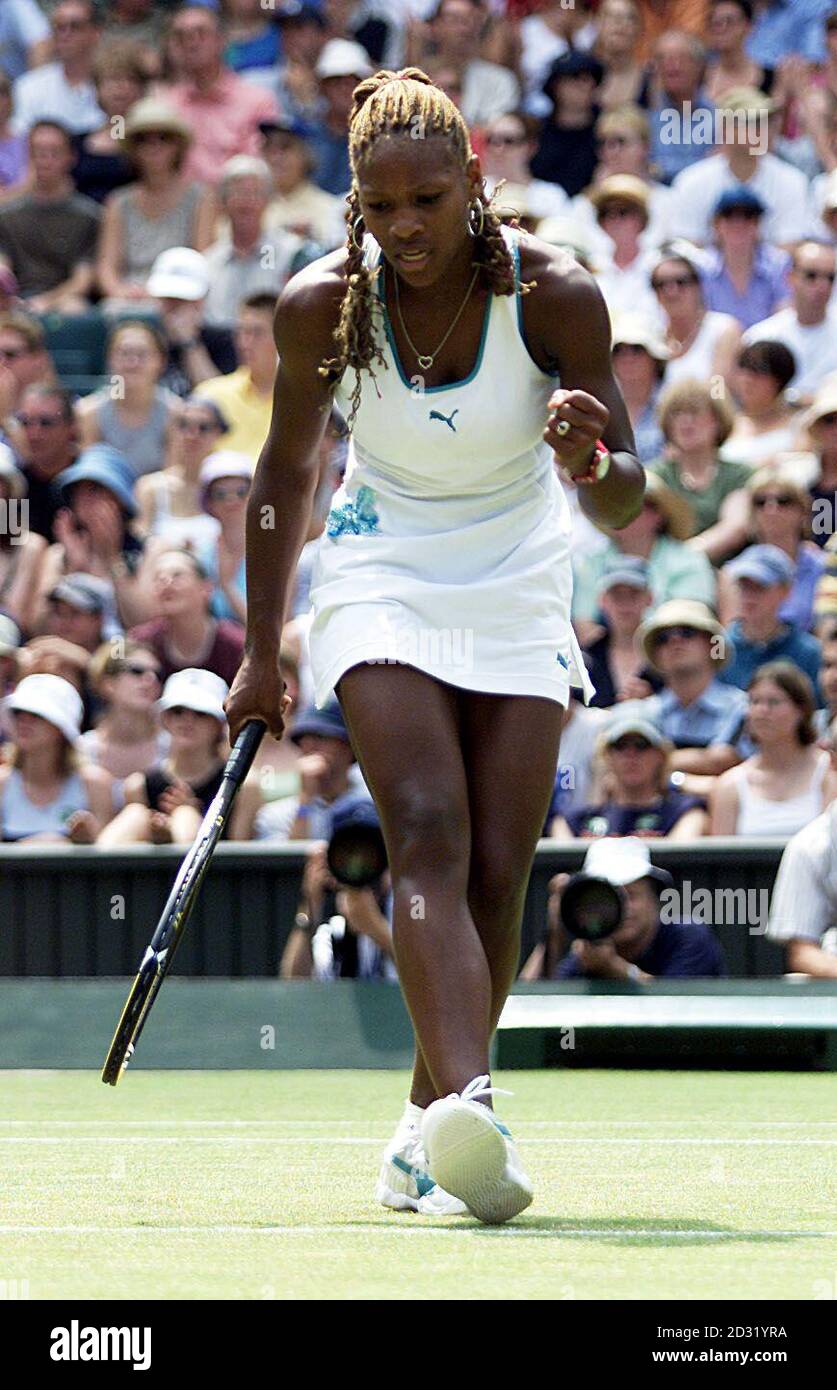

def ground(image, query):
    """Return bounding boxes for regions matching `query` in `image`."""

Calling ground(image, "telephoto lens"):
[326,793,387,888]
[559,872,626,942]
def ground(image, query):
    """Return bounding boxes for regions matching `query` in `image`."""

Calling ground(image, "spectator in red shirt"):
[128,546,245,685]
[159,4,280,187]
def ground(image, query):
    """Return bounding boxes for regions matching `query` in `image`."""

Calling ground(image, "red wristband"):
[571,439,612,486]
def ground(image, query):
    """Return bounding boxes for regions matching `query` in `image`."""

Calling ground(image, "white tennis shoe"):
[421,1074,533,1225]
[376,1103,468,1216]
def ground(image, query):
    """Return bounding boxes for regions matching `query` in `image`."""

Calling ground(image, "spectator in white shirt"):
[742,241,837,404]
[767,717,837,978]
[588,175,662,322]
[429,0,520,128]
[668,86,813,248]
[12,0,105,137]
[202,156,316,333]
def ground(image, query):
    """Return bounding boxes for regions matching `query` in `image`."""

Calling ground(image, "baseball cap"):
[147,247,210,303]
[315,38,374,81]
[49,573,121,640]
[158,668,229,723]
[582,835,673,888]
[596,554,651,598]
[4,673,83,745]
[199,452,254,511]
[290,697,351,745]
[714,186,766,217]
[724,543,795,587]
[600,703,671,752]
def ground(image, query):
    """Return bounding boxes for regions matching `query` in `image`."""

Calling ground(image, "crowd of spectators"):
[0,1,836,982]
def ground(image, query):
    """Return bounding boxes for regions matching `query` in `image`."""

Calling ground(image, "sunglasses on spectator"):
[798,269,836,283]
[16,412,64,428]
[120,662,162,681]
[209,482,250,501]
[598,134,631,148]
[753,493,797,508]
[133,131,178,145]
[177,417,219,434]
[610,736,654,752]
[485,132,527,147]
[599,204,640,220]
[654,626,702,645]
[718,208,761,220]
[652,274,697,291]
[815,412,837,427]
[166,705,204,718]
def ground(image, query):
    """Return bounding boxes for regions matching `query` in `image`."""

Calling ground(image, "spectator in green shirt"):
[649,378,753,564]
[572,470,717,630]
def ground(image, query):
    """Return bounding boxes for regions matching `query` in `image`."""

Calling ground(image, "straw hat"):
[124,98,191,147]
[589,174,650,220]
[638,600,729,671]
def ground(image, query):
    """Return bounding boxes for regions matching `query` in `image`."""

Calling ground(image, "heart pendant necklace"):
[392,261,480,372]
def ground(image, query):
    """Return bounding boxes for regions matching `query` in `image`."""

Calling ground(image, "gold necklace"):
[392,262,481,371]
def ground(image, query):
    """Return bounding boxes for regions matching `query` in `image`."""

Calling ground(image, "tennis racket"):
[101,718,266,1086]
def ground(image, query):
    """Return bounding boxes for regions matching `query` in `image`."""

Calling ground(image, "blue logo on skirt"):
[555,652,568,669]
[326,485,380,538]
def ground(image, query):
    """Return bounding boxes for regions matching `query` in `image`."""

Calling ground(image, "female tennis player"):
[226,69,643,1224]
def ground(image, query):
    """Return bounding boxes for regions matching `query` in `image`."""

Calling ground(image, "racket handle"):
[223,718,266,788]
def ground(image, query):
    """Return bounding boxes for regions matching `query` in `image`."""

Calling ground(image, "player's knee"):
[387,795,468,878]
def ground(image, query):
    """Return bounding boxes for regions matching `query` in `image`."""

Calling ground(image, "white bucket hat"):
[158,668,229,724]
[4,673,83,744]
[146,247,210,302]
[199,451,254,511]
[582,836,673,888]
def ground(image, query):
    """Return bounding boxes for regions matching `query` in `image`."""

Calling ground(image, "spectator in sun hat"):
[719,544,823,695]
[0,672,114,843]
[588,175,662,322]
[193,451,253,627]
[572,470,716,627]
[145,246,227,394]
[700,185,791,330]
[609,313,669,464]
[530,835,724,983]
[306,39,374,196]
[38,444,151,633]
[550,703,709,841]
[98,665,262,845]
[639,598,748,777]
[582,555,663,709]
[255,695,368,842]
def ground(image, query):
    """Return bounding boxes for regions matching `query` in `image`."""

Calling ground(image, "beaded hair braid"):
[318,67,535,426]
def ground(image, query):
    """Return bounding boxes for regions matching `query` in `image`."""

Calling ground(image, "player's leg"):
[336,662,493,1095]
[420,689,564,1223]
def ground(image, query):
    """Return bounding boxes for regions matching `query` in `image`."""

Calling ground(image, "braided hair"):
[319,67,535,427]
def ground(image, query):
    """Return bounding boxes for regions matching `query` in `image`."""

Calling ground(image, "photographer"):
[522,837,725,981]
[281,792,396,983]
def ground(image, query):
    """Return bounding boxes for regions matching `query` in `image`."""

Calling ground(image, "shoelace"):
[452,1073,512,1104]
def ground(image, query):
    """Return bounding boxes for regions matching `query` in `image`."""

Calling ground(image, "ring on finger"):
[555,419,571,437]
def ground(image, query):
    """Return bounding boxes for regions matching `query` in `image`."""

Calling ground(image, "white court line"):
[1,1135,836,1146]
[0,1224,833,1239]
[1,1119,835,1129]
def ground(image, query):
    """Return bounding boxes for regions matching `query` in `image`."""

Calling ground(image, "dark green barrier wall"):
[0,839,788,979]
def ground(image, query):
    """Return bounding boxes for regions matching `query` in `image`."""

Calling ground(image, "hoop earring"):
[466,198,485,239]
[351,215,366,252]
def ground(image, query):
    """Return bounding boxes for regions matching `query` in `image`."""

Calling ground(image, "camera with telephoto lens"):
[326,793,387,888]
[559,873,627,942]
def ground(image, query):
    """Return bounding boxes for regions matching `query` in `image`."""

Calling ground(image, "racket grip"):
[223,718,266,787]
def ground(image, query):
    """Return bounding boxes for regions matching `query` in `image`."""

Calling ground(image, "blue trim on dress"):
[375,260,493,395]
[512,230,562,381]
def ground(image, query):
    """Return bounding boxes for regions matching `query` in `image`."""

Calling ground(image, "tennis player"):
[226,69,644,1224]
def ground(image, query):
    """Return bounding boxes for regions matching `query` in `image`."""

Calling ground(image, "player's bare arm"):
[519,237,645,529]
[225,254,347,744]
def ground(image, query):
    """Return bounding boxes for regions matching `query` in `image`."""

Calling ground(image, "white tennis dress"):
[307,223,595,709]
